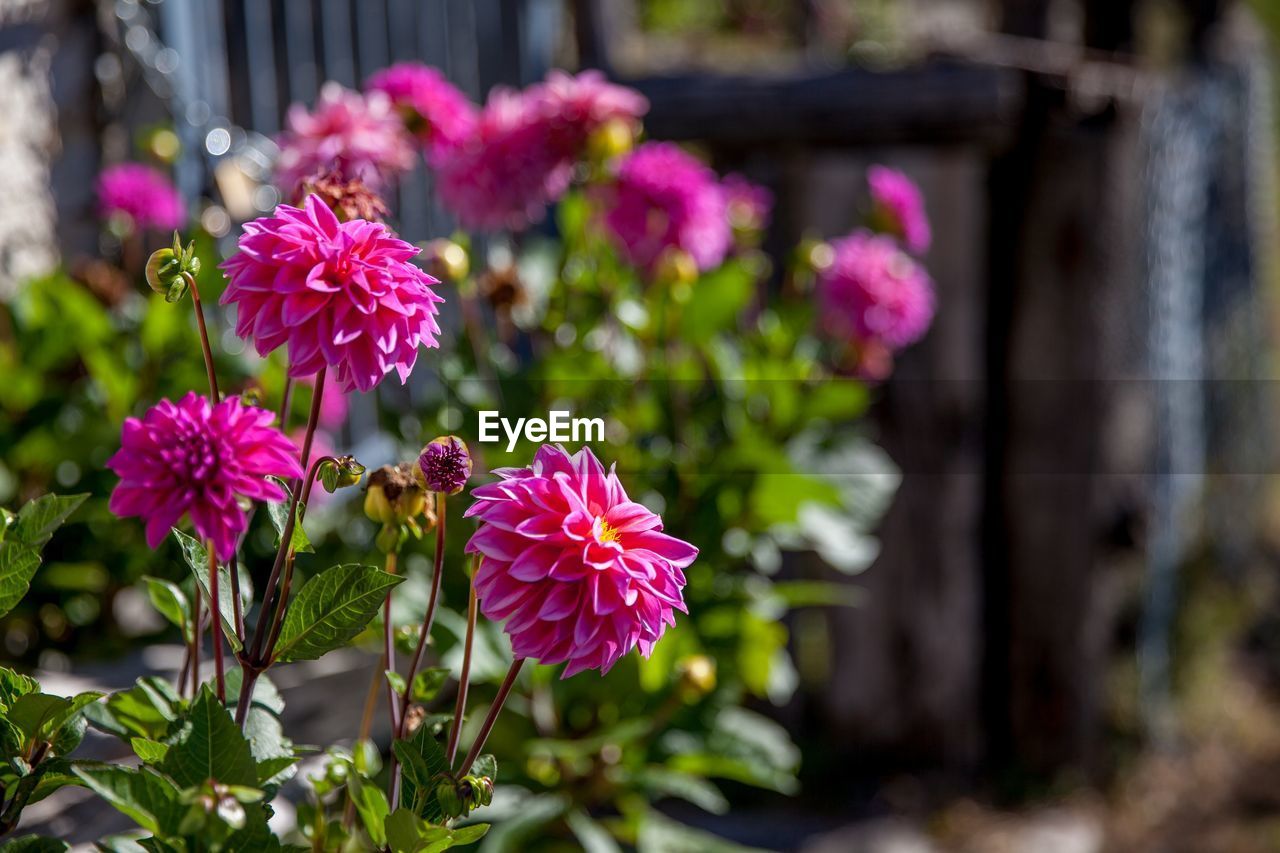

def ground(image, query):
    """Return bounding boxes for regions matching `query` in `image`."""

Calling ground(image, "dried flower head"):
[465,445,697,677]
[299,169,390,222]
[107,393,302,561]
[364,463,430,527]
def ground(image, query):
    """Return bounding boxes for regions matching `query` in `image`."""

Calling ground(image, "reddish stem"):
[207,542,226,703]
[446,574,478,768]
[459,658,525,776]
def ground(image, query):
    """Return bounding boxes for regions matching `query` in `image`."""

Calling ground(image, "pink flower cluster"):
[437,70,648,231]
[465,445,696,677]
[96,164,186,232]
[274,83,417,197]
[868,165,931,255]
[108,393,301,561]
[220,194,444,393]
[366,63,478,162]
[598,142,761,273]
[817,231,935,352]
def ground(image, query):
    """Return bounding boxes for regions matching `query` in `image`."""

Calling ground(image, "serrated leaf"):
[85,678,181,741]
[274,564,403,663]
[266,479,313,554]
[72,764,184,835]
[470,754,496,782]
[9,692,102,751]
[11,494,88,549]
[255,755,298,787]
[386,671,407,698]
[0,542,41,619]
[393,727,448,823]
[348,773,390,847]
[170,529,242,652]
[0,667,38,711]
[224,669,284,716]
[142,577,190,641]
[411,668,450,704]
[160,686,256,788]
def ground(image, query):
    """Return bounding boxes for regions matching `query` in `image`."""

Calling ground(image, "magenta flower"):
[867,165,931,254]
[97,164,186,232]
[365,63,477,162]
[599,142,731,273]
[418,436,472,495]
[219,195,444,393]
[108,393,302,562]
[274,83,416,196]
[465,445,697,677]
[531,69,648,157]
[817,230,935,351]
[436,87,573,231]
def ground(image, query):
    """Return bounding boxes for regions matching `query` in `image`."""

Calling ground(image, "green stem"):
[207,541,226,704]
[398,493,446,731]
[184,272,220,402]
[446,572,478,768]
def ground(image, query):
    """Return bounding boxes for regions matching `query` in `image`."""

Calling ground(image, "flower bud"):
[416,436,472,495]
[320,455,366,493]
[422,238,470,282]
[145,233,202,303]
[653,248,698,288]
[238,387,264,408]
[363,463,426,526]
[435,780,464,818]
[587,117,637,163]
[676,654,717,700]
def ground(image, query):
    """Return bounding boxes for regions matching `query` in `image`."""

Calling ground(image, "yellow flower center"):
[598,519,621,544]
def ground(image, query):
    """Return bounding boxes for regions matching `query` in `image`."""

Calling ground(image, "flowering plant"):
[0,62,936,850]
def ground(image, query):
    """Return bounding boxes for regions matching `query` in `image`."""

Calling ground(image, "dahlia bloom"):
[436,87,572,231]
[722,173,772,235]
[365,63,477,161]
[531,69,648,158]
[867,165,931,254]
[220,195,444,393]
[817,230,935,351]
[274,83,416,196]
[108,393,302,562]
[599,142,731,272]
[417,436,472,495]
[465,445,697,677]
[97,163,186,232]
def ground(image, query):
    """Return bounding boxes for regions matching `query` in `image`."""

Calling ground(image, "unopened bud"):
[435,780,464,817]
[676,655,717,700]
[416,436,472,495]
[653,248,698,288]
[320,455,366,493]
[363,463,425,526]
[587,117,637,163]
[422,238,470,282]
[145,232,201,303]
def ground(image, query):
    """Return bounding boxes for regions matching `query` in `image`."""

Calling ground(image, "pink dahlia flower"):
[599,142,731,272]
[97,163,186,232]
[365,63,477,162]
[867,165,931,254]
[436,87,572,231]
[817,230,935,350]
[531,69,648,157]
[274,83,416,196]
[108,393,302,561]
[219,195,444,393]
[722,173,772,234]
[465,445,697,677]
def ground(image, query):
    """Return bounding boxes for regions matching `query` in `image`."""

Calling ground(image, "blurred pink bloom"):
[722,173,772,234]
[817,230,935,351]
[436,87,572,231]
[274,83,416,196]
[531,69,648,157]
[108,393,301,561]
[220,195,444,393]
[599,142,731,272]
[365,62,477,162]
[867,165,931,254]
[96,164,186,232]
[315,371,349,431]
[465,445,696,677]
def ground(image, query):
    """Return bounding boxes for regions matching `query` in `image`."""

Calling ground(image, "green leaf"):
[0,835,69,852]
[386,671,407,698]
[274,564,403,663]
[0,667,38,711]
[142,577,190,641]
[170,529,243,652]
[0,542,41,619]
[348,773,390,848]
[255,755,298,788]
[84,678,181,740]
[266,479,313,554]
[470,754,497,782]
[384,807,488,853]
[411,668,450,704]
[636,768,728,814]
[11,494,88,549]
[130,738,169,764]
[637,812,768,853]
[393,727,448,822]
[678,261,753,342]
[159,686,257,789]
[72,764,184,835]
[566,810,622,853]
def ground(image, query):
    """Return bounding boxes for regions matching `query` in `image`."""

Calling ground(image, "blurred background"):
[6,0,1280,850]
